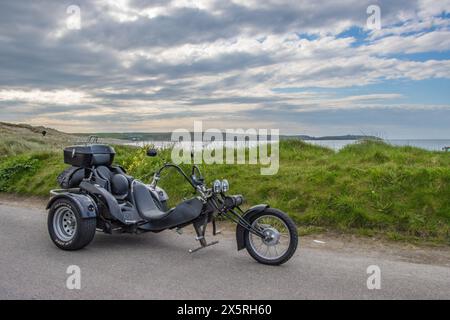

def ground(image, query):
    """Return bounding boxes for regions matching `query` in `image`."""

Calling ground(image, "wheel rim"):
[249,215,291,260]
[53,206,77,241]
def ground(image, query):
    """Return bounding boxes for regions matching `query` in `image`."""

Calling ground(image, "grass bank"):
[1,137,449,244]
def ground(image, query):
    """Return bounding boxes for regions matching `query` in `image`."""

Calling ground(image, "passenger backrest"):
[111,174,129,200]
[94,166,129,200]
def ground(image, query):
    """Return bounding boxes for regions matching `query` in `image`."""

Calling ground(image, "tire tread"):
[48,198,96,250]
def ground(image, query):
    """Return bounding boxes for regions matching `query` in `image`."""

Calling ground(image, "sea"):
[307,139,450,151]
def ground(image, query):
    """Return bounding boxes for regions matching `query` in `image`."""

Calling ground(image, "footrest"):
[189,240,219,253]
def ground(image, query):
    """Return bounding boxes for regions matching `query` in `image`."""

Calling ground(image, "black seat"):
[95,166,129,200]
[111,174,129,200]
[132,181,170,221]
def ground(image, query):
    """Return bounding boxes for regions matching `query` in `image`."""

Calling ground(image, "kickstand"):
[189,240,219,253]
[189,217,219,253]
[212,218,222,236]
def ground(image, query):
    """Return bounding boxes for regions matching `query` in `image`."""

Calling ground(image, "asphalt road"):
[0,203,449,299]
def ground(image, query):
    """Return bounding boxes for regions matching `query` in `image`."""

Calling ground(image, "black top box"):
[64,144,116,167]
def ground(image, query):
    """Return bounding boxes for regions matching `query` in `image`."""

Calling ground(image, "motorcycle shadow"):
[88,230,197,254]
[87,230,243,263]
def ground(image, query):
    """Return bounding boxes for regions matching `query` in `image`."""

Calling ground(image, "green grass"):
[1,138,449,244]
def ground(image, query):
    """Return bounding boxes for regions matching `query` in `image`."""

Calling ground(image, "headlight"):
[213,179,222,193]
[221,179,229,192]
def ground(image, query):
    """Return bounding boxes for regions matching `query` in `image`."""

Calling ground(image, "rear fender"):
[236,204,269,251]
[46,193,97,219]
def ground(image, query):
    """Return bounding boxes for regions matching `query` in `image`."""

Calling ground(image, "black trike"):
[47,141,298,265]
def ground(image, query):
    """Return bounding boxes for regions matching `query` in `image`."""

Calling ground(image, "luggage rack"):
[74,135,102,145]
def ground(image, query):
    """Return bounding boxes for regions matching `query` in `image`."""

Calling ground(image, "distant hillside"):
[78,132,174,141]
[0,122,123,157]
[0,122,79,157]
[0,121,73,138]
[81,131,381,142]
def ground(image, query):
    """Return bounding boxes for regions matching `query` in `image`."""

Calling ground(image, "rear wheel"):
[48,198,96,250]
[244,208,298,265]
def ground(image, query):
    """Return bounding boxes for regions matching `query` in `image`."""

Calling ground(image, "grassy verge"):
[1,139,449,244]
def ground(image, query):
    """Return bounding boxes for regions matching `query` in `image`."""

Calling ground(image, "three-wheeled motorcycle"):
[47,139,298,265]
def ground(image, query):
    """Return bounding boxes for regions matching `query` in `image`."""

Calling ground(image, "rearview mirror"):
[146,148,157,157]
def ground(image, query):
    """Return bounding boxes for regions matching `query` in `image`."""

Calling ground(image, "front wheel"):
[244,208,298,265]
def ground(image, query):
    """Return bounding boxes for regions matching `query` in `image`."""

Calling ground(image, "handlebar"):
[151,163,245,219]
[152,163,202,189]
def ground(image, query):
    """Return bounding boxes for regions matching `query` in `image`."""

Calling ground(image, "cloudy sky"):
[0,0,449,138]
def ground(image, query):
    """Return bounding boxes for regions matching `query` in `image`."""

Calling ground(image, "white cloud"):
[364,30,450,54]
[418,0,450,18]
[0,89,95,105]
